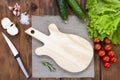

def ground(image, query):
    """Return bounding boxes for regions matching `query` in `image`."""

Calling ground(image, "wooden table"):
[0,0,120,80]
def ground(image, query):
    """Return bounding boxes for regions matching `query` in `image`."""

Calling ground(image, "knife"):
[2,33,29,78]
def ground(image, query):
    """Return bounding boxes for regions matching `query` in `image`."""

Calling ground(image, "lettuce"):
[103,0,120,4]
[86,0,120,44]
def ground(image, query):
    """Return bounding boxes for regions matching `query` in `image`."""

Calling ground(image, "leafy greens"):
[86,0,120,44]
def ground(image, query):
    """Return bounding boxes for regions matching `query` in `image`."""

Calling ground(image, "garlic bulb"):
[1,18,19,36]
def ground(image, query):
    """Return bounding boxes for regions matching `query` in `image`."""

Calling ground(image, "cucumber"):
[67,0,86,20]
[57,0,68,23]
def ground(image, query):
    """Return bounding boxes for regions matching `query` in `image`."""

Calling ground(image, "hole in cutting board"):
[31,30,35,34]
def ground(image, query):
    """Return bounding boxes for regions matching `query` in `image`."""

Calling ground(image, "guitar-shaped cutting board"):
[25,24,93,73]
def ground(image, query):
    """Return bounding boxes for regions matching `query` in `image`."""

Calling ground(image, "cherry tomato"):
[98,50,106,57]
[104,37,111,44]
[110,56,117,63]
[104,44,112,51]
[104,62,111,68]
[93,37,100,43]
[107,50,115,57]
[94,43,101,51]
[103,56,110,62]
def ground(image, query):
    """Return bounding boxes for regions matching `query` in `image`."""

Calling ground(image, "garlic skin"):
[8,6,13,11]
[1,17,19,36]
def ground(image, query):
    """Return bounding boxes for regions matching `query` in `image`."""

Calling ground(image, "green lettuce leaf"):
[86,0,120,44]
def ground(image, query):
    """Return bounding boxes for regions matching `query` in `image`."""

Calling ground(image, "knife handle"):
[16,57,29,78]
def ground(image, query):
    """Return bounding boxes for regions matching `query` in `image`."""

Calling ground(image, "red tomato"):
[107,50,115,57]
[110,56,117,63]
[104,37,111,44]
[93,37,100,43]
[98,50,106,57]
[94,43,101,51]
[104,44,112,51]
[104,62,111,68]
[103,56,110,62]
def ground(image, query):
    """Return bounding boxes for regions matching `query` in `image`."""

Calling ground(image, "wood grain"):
[0,0,20,80]
[19,0,30,80]
[62,78,80,80]
[0,0,120,80]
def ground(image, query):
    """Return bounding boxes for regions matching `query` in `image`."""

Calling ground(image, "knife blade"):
[2,33,29,78]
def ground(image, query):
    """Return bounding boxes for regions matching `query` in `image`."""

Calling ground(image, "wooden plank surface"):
[0,0,20,80]
[0,0,119,80]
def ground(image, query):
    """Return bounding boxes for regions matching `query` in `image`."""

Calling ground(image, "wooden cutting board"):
[25,23,93,73]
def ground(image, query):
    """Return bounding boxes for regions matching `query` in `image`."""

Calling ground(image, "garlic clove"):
[14,7,18,11]
[7,25,18,36]
[13,10,17,16]
[15,3,20,10]
[17,11,20,16]
[16,3,19,7]
[1,18,12,29]
[14,5,17,9]
[8,6,13,11]
[17,6,20,10]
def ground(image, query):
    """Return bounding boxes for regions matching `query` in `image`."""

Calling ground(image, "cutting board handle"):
[25,24,60,42]
[48,24,60,34]
[25,27,48,42]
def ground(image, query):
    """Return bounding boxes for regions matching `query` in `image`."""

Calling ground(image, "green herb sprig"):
[41,61,56,72]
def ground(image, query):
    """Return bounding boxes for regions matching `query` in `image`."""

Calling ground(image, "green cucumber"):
[57,0,68,23]
[67,0,86,20]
